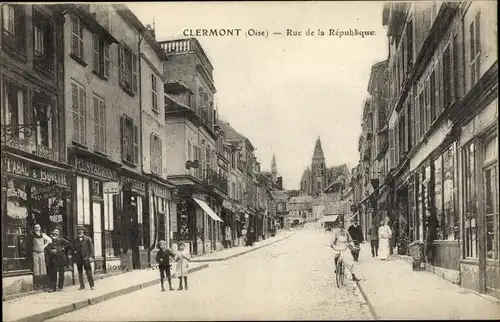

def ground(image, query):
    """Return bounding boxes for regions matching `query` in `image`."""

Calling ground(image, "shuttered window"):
[93,94,106,153]
[71,81,86,145]
[151,74,158,113]
[407,98,412,151]
[120,115,138,165]
[452,33,462,99]
[442,46,452,109]
[71,16,83,59]
[118,42,138,94]
[150,133,162,175]
[430,69,437,122]
[469,12,481,87]
[415,92,422,143]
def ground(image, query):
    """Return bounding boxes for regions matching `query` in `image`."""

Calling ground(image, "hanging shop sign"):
[74,155,118,181]
[2,154,71,187]
[103,182,120,195]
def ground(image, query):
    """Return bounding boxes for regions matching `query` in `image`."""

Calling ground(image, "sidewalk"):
[2,263,208,322]
[191,230,295,263]
[355,243,500,320]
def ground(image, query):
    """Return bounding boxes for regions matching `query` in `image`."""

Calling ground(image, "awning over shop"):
[193,197,223,222]
[322,214,339,223]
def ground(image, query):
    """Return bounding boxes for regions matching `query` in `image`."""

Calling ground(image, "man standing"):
[224,225,232,248]
[348,221,364,262]
[45,227,71,292]
[73,225,95,290]
[32,224,52,291]
[369,223,379,258]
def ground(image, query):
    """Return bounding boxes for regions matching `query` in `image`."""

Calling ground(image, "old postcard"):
[1,1,499,321]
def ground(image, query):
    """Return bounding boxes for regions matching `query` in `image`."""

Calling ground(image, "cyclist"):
[329,216,361,282]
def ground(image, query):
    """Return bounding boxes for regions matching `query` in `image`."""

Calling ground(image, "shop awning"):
[322,215,339,223]
[193,197,223,222]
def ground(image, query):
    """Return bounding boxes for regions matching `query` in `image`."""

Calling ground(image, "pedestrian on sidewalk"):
[242,226,248,246]
[73,225,95,290]
[45,227,71,292]
[155,240,176,291]
[32,224,52,291]
[348,221,364,262]
[174,243,191,290]
[369,223,379,258]
[224,225,232,249]
[378,218,392,260]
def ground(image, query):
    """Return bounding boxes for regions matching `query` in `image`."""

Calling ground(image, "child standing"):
[155,240,176,291]
[175,243,191,290]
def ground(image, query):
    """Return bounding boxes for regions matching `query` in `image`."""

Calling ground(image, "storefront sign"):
[120,176,146,192]
[2,154,70,187]
[74,156,118,181]
[32,184,62,200]
[103,182,120,195]
[151,183,170,199]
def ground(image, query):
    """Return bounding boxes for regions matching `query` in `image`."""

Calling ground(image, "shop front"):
[120,170,148,269]
[221,199,237,248]
[71,153,121,274]
[458,98,498,298]
[2,151,72,278]
[146,179,174,262]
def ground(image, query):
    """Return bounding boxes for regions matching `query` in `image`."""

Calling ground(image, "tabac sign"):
[2,154,70,187]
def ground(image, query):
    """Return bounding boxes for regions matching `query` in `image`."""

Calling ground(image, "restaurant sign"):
[2,154,70,187]
[74,156,118,181]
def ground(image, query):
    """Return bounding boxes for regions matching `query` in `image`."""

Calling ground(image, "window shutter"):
[71,83,80,142]
[119,43,124,85]
[150,133,154,173]
[104,43,111,78]
[99,99,105,152]
[78,85,86,144]
[395,122,400,165]
[475,12,481,56]
[71,17,78,55]
[415,92,421,144]
[93,96,99,151]
[92,34,99,71]
[120,116,126,161]
[132,54,138,93]
[133,124,138,164]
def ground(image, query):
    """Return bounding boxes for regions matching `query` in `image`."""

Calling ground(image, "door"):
[92,202,103,273]
[483,134,499,298]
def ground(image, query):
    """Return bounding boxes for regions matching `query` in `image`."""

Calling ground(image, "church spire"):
[312,136,325,160]
[271,154,277,181]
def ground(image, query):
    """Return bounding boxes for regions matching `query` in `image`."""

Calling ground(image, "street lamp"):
[1,103,51,145]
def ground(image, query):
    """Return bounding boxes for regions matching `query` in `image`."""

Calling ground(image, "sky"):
[127,1,389,190]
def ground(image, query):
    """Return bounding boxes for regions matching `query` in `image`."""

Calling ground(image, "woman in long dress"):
[378,218,392,260]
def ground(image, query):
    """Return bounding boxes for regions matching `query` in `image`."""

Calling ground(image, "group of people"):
[327,216,394,282]
[369,217,393,260]
[242,225,257,247]
[32,224,95,293]
[155,241,192,291]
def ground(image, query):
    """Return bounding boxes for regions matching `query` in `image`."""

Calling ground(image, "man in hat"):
[72,225,95,290]
[45,227,71,292]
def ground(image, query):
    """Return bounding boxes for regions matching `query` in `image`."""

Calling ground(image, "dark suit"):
[45,237,71,290]
[348,225,364,261]
[73,235,95,288]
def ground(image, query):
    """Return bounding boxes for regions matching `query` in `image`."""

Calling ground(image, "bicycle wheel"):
[335,260,342,288]
[340,261,345,286]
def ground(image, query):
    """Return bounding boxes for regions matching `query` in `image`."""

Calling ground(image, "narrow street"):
[48,223,372,321]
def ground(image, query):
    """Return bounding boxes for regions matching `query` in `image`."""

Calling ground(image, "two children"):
[155,241,192,291]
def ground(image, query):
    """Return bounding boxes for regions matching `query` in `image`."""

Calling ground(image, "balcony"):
[160,39,194,55]
[1,127,60,161]
[203,169,228,193]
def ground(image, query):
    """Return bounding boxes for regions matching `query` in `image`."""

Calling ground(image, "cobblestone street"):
[48,225,372,321]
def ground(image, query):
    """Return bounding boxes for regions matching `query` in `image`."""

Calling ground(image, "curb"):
[355,280,379,320]
[191,233,296,263]
[8,264,210,322]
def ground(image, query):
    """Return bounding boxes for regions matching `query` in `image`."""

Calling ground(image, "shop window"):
[483,135,498,260]
[92,33,111,78]
[434,155,444,240]
[103,194,114,258]
[2,4,26,55]
[443,145,458,240]
[33,7,54,74]
[92,94,106,154]
[2,179,30,272]
[76,176,91,225]
[463,142,478,259]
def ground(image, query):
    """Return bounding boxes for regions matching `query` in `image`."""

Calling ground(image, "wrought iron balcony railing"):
[203,169,228,193]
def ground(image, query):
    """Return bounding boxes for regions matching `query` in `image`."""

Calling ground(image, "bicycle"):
[335,250,345,288]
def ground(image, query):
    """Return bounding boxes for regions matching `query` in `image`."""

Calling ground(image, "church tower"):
[311,137,327,196]
[271,154,278,183]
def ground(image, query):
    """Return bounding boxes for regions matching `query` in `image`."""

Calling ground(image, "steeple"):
[271,154,277,182]
[312,137,325,160]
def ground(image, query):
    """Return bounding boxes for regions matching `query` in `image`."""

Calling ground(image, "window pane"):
[434,156,443,239]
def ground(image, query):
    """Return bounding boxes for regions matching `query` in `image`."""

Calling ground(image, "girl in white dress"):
[175,243,192,290]
[378,218,393,260]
